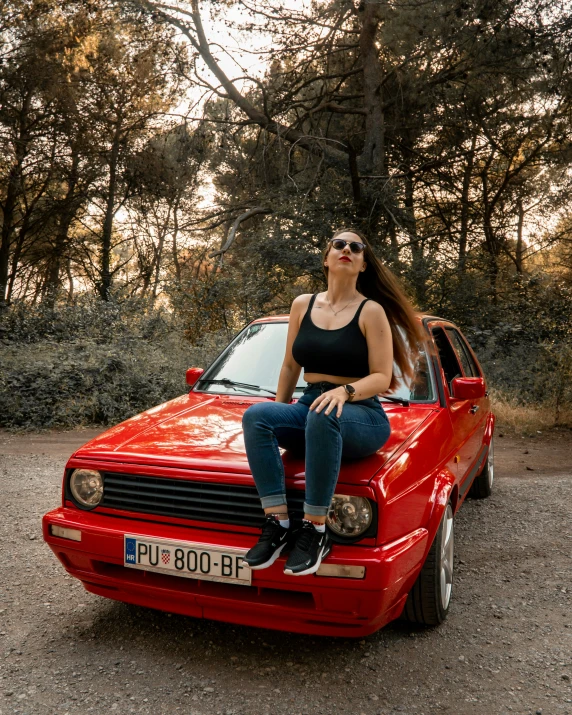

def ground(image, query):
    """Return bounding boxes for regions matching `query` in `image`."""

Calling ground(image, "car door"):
[429,323,478,487]
[445,326,489,467]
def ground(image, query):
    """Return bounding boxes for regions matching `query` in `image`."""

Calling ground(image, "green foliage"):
[432,271,572,418]
[0,339,182,429]
[1,295,175,344]
[0,299,229,429]
[0,0,190,305]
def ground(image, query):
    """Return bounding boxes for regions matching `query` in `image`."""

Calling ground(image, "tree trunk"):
[358,4,385,176]
[0,206,13,306]
[66,257,74,303]
[209,207,272,266]
[99,128,121,301]
[5,224,27,305]
[387,221,401,266]
[44,217,73,306]
[458,135,477,272]
[483,221,499,300]
[0,93,32,306]
[32,269,46,305]
[172,196,181,283]
[19,268,34,303]
[480,164,500,299]
[151,223,167,301]
[44,151,80,305]
[403,160,427,307]
[515,199,525,273]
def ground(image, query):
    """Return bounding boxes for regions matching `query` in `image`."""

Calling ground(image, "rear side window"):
[431,327,463,391]
[445,328,480,377]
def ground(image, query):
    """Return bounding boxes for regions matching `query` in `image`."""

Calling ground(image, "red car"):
[42,314,494,637]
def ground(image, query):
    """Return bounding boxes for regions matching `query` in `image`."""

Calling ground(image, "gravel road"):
[1,429,571,715]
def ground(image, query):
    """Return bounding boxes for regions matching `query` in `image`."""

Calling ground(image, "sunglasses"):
[329,238,366,254]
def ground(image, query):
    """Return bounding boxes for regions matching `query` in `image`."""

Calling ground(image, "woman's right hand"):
[309,386,349,418]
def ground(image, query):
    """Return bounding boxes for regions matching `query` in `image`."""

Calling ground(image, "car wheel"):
[401,502,454,626]
[468,437,494,499]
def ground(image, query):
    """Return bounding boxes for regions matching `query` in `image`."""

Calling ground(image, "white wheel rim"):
[487,438,494,488]
[439,504,454,610]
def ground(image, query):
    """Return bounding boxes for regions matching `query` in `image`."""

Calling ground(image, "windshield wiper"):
[379,395,410,406]
[198,378,277,396]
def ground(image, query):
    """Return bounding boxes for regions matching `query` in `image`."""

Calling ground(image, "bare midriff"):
[303,373,363,385]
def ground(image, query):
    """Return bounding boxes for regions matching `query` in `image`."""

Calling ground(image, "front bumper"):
[43,507,427,637]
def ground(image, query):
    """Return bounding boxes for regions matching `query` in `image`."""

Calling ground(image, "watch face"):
[345,384,355,395]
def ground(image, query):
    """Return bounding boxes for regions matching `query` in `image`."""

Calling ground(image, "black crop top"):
[291,293,370,378]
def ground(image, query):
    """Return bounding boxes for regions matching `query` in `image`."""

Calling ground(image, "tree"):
[124,122,207,298]
[0,0,66,305]
[0,0,191,304]
[131,0,572,312]
[73,9,187,300]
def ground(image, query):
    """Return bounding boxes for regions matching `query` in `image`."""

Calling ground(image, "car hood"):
[72,392,436,486]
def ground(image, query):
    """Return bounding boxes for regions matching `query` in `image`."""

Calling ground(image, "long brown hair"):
[323,227,423,392]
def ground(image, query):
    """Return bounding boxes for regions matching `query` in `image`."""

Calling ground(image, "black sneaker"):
[243,515,291,570]
[283,521,331,576]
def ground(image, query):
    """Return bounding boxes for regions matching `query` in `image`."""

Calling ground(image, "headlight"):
[69,469,103,508]
[327,495,373,537]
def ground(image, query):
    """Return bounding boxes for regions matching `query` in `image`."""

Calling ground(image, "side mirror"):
[186,367,205,388]
[451,377,486,400]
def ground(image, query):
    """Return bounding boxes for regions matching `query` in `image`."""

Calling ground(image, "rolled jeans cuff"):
[303,502,329,517]
[260,493,288,509]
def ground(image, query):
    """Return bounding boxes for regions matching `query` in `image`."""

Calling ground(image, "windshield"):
[196,321,436,403]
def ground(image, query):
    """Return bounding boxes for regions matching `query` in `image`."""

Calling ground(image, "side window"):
[445,328,480,377]
[431,327,463,391]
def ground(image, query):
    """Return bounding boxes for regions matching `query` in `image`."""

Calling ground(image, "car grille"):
[100,472,305,528]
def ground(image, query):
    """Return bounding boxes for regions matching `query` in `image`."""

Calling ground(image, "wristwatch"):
[343,384,356,401]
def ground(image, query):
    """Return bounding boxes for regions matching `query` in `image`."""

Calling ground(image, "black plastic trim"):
[459,445,488,498]
[95,471,377,543]
[422,317,447,407]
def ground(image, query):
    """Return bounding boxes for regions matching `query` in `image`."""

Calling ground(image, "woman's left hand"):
[309,387,349,418]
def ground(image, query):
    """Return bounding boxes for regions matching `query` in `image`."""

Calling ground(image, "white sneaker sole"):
[283,543,331,577]
[244,541,287,570]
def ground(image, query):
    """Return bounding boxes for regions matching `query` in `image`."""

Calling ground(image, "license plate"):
[124,535,251,585]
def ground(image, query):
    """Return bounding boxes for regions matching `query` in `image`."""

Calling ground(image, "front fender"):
[376,465,455,547]
[380,468,456,619]
[425,469,456,546]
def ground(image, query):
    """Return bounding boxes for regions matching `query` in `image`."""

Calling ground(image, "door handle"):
[470,404,479,414]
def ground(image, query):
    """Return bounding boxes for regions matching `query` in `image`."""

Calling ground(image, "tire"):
[401,502,454,626]
[468,437,494,499]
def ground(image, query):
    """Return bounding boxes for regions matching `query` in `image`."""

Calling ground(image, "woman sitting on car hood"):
[242,227,422,576]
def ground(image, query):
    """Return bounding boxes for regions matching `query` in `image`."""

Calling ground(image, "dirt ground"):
[1,428,571,715]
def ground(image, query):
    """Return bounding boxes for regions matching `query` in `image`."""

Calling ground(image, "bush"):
[2,271,571,431]
[0,295,176,345]
[0,299,230,430]
[430,272,572,424]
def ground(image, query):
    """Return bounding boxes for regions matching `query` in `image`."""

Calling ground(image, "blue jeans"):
[242,382,391,517]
